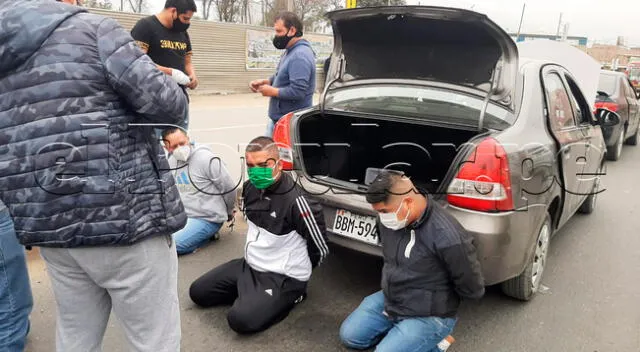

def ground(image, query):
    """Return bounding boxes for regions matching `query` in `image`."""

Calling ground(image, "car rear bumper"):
[299,177,542,286]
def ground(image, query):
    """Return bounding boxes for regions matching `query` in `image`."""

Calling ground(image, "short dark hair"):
[246,136,278,156]
[366,171,398,204]
[275,11,304,37]
[161,127,186,141]
[165,0,197,14]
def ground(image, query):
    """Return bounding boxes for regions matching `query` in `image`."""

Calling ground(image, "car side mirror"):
[595,108,621,127]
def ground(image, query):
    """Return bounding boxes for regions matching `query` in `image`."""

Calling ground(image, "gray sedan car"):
[272,6,619,300]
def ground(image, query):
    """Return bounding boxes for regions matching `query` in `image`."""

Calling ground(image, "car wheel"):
[607,128,624,161]
[625,125,639,146]
[501,214,551,301]
[578,169,600,214]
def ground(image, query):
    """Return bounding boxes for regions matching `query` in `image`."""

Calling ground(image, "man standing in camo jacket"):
[0,1,188,350]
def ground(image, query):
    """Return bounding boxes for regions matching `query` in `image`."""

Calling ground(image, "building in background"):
[509,33,588,49]
[586,41,640,72]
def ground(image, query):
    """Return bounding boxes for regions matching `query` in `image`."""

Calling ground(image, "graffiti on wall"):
[246,29,333,70]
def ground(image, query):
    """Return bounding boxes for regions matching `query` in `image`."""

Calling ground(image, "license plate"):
[332,209,379,245]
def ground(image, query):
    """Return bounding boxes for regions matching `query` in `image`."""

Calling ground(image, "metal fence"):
[89,9,330,94]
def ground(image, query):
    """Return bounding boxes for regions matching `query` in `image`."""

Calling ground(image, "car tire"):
[625,125,639,146]
[578,169,600,214]
[501,214,551,301]
[607,128,625,161]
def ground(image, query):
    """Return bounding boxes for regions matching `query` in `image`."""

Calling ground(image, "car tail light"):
[273,112,294,171]
[447,137,514,212]
[594,101,618,112]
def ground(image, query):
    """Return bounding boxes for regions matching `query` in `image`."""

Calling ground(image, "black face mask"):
[172,13,190,32]
[273,30,294,50]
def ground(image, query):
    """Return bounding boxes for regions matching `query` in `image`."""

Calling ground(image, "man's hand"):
[187,74,199,90]
[170,69,191,86]
[258,84,279,97]
[250,79,270,93]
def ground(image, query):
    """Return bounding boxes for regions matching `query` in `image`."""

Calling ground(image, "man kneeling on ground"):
[164,128,236,255]
[189,136,329,334]
[340,170,485,351]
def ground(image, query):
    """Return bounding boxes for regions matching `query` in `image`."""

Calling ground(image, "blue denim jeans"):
[0,209,33,351]
[265,119,276,138]
[173,218,222,255]
[340,291,457,352]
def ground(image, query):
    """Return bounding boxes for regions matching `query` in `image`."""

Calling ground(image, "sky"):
[145,0,640,47]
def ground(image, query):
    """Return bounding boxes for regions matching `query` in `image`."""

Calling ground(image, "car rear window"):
[325,85,514,130]
[598,74,618,96]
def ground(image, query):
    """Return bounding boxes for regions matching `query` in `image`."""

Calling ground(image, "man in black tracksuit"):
[189,136,329,334]
[340,171,485,352]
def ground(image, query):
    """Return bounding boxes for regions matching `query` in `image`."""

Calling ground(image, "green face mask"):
[248,166,277,189]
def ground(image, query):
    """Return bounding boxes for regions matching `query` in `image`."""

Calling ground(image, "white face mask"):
[379,198,410,231]
[172,145,191,162]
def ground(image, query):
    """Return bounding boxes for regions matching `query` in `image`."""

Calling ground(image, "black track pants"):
[189,258,307,334]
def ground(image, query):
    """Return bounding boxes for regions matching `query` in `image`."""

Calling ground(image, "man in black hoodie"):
[340,171,485,352]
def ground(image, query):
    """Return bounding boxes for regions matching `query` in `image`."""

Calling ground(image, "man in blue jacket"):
[250,12,316,137]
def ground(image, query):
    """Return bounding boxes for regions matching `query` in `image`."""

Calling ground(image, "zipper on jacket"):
[386,230,406,306]
[245,229,261,261]
[404,230,416,259]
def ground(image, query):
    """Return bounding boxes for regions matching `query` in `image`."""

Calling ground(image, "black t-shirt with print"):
[131,15,192,73]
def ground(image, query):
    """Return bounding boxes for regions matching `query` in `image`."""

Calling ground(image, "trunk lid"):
[325,6,519,107]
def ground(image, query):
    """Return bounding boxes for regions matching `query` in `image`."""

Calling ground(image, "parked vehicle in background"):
[273,6,620,301]
[595,70,640,160]
[625,57,640,92]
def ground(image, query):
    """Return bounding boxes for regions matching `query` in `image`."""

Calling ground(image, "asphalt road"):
[24,96,640,351]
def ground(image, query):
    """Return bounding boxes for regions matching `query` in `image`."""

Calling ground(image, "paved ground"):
[24,95,640,351]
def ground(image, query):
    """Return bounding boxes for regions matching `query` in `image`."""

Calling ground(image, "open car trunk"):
[297,113,482,193]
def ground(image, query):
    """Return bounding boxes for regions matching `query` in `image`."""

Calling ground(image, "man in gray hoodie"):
[163,128,237,255]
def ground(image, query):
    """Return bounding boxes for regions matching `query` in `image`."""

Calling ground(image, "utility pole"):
[556,13,563,39]
[120,0,123,11]
[516,3,526,39]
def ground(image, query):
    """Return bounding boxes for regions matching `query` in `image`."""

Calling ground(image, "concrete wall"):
[89,9,329,95]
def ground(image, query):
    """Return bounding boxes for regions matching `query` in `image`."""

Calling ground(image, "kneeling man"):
[189,136,329,334]
[340,170,485,351]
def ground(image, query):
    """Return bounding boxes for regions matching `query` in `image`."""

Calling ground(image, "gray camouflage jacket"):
[0,1,188,247]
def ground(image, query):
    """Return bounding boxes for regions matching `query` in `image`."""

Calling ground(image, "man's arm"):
[184,33,198,89]
[185,54,198,89]
[292,194,329,268]
[98,17,187,124]
[437,225,485,299]
[206,155,236,216]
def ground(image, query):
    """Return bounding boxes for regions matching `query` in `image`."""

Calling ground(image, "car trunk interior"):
[297,113,481,193]
[336,14,503,90]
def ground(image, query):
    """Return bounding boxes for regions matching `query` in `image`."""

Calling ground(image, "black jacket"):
[380,195,485,318]
[241,173,329,282]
